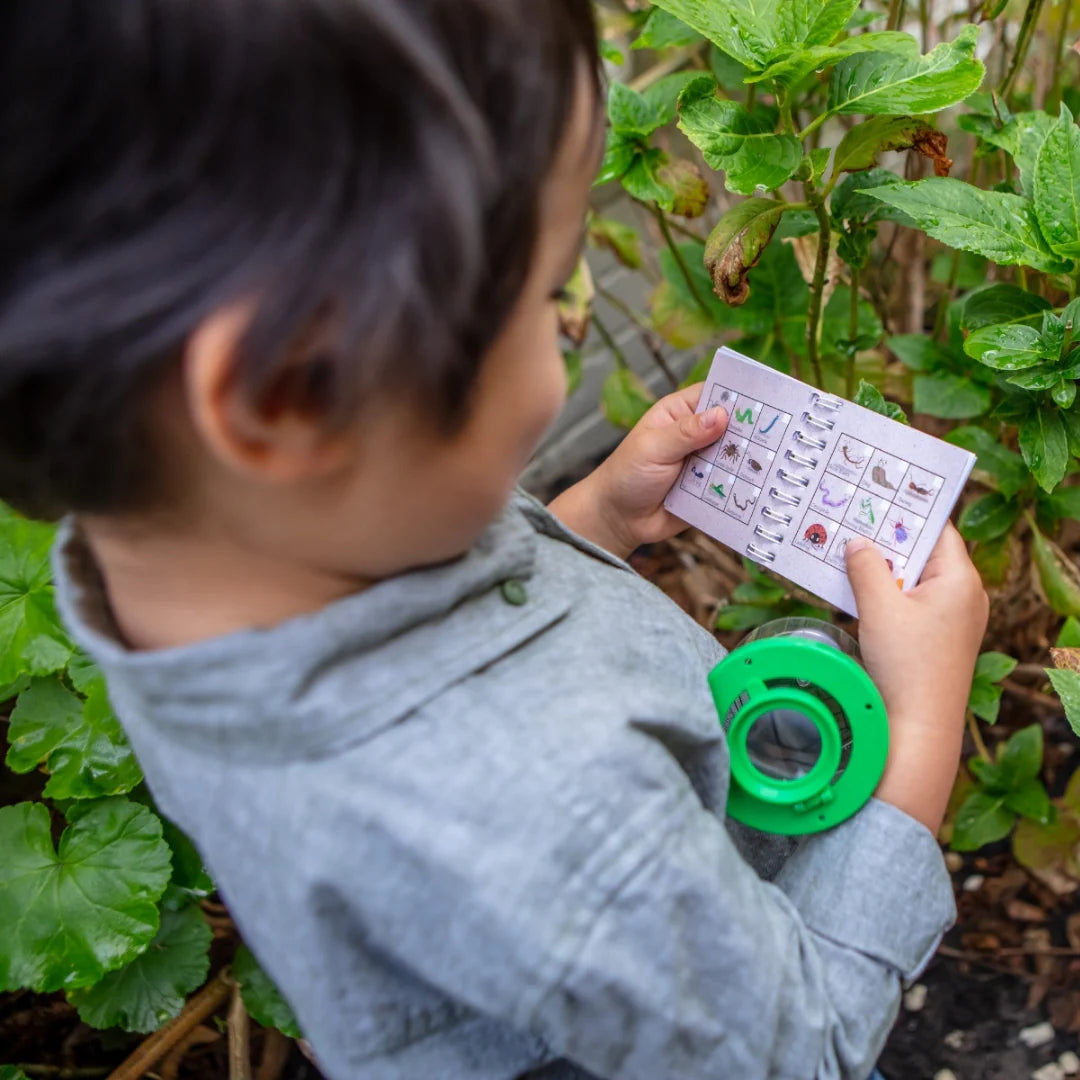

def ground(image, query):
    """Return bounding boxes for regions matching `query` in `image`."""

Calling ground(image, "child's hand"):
[845,527,989,832]
[547,384,727,559]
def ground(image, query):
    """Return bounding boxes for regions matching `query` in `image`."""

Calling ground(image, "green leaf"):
[964,323,1058,370]
[961,283,1050,331]
[1007,364,1072,390]
[952,790,1017,850]
[958,493,1021,542]
[602,368,656,430]
[588,217,643,270]
[642,72,706,127]
[66,651,101,694]
[0,1070,30,1080]
[1053,379,1078,409]
[599,40,625,66]
[621,149,676,209]
[1019,409,1069,492]
[1033,104,1080,258]
[677,78,802,195]
[651,282,721,349]
[68,903,212,1033]
[831,169,913,224]
[1013,813,1080,876]
[562,349,582,396]
[832,114,942,175]
[1044,486,1080,525]
[732,579,787,605]
[714,603,776,631]
[1046,667,1080,736]
[1003,779,1053,823]
[968,677,1003,723]
[975,651,1019,683]
[704,198,787,306]
[1056,616,1080,647]
[860,180,1070,273]
[827,26,984,117]
[633,8,703,50]
[0,515,72,686]
[656,157,710,217]
[887,334,954,372]
[1063,404,1080,456]
[998,723,1043,786]
[607,82,663,137]
[234,946,302,1038]
[659,241,731,325]
[0,799,171,992]
[749,32,917,89]
[650,0,860,70]
[853,380,908,423]
[913,373,990,418]
[595,132,638,186]
[5,677,142,800]
[946,426,1029,496]
[972,533,1015,587]
[1031,520,1080,617]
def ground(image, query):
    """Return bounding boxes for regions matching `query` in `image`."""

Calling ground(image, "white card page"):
[663,346,977,616]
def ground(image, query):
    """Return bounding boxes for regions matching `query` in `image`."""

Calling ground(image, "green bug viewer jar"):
[709,617,889,836]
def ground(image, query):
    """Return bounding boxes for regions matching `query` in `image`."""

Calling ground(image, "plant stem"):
[806,188,832,389]
[797,112,830,142]
[932,250,961,341]
[1001,0,1046,103]
[228,985,253,1080]
[1049,0,1074,111]
[886,0,906,31]
[652,203,713,319]
[595,283,679,389]
[847,265,860,398]
[746,81,757,112]
[593,311,630,369]
[667,217,708,242]
[966,710,991,762]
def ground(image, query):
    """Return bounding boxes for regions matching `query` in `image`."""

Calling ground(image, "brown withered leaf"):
[556,257,594,346]
[657,158,710,219]
[1051,647,1080,674]
[912,128,953,176]
[704,198,786,306]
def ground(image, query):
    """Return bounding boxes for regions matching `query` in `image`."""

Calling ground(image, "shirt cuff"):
[773,798,956,981]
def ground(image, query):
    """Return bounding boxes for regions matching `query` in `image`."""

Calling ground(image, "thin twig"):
[1049,0,1075,111]
[1001,0,1047,103]
[107,970,233,1080]
[966,710,991,762]
[592,312,630,370]
[886,0,906,31]
[228,985,253,1080]
[652,203,713,318]
[1002,678,1063,711]
[255,1030,293,1080]
[806,188,832,389]
[595,282,680,389]
[846,265,860,398]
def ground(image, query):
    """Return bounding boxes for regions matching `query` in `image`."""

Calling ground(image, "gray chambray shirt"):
[53,490,955,1080]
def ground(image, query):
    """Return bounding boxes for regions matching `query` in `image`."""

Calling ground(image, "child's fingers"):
[915,523,969,584]
[643,382,705,425]
[844,537,900,620]
[639,404,728,465]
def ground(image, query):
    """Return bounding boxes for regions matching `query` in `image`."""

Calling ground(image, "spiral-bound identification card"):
[664,346,976,616]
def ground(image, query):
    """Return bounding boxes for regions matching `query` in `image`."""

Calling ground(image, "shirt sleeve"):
[523,789,954,1080]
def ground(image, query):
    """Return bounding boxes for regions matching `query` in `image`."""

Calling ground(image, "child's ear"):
[182,302,352,482]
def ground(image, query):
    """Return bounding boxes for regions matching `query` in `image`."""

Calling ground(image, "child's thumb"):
[651,406,728,465]
[844,537,899,619]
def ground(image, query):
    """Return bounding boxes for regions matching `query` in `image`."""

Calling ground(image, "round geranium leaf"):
[0,799,171,992]
[69,903,212,1032]
[234,945,302,1038]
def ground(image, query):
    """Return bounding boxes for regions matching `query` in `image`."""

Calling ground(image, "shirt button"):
[500,578,528,606]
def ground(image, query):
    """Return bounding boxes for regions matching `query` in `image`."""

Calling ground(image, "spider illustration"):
[720,442,741,462]
[841,444,866,467]
[908,480,933,496]
[804,523,828,547]
[892,518,909,545]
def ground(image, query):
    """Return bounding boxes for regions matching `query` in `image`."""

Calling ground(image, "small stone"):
[904,983,929,1012]
[962,874,985,892]
[944,1030,966,1050]
[1019,1022,1056,1049]
[1032,1065,1065,1080]
[934,1070,958,1080]
[944,852,964,872]
[1059,1051,1080,1075]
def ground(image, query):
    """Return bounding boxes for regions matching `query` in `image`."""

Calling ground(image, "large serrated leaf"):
[0,799,171,992]
[1031,519,1080,616]
[633,8,702,51]
[5,677,142,800]
[961,283,1050,331]
[677,78,802,195]
[964,323,1057,370]
[650,0,860,70]
[68,903,212,1032]
[1033,104,1080,258]
[946,426,1029,496]
[913,373,989,418]
[234,946,302,1038]
[861,179,1070,273]
[748,32,916,89]
[827,26,984,117]
[1019,410,1069,493]
[0,515,72,686]
[607,82,664,138]
[853,380,908,422]
[704,199,787,306]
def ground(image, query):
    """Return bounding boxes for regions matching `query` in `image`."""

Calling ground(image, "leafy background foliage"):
[6,0,1080,1072]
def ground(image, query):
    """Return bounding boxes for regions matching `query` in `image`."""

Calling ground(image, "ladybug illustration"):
[804,523,828,547]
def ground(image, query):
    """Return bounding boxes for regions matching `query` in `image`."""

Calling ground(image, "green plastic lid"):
[709,619,888,835]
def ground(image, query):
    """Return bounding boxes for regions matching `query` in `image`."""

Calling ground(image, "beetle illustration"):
[892,518,909,545]
[841,444,866,466]
[748,457,763,473]
[720,442,741,462]
[804,523,828,547]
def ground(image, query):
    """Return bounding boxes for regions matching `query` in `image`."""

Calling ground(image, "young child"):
[3,2,988,1077]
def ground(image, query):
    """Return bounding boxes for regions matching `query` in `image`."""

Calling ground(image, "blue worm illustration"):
[760,413,780,434]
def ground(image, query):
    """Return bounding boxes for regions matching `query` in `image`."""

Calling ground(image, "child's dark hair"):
[0,0,599,518]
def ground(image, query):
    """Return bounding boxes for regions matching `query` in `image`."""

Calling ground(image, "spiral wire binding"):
[745,392,846,566]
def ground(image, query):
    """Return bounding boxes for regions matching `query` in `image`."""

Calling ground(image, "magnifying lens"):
[709,617,888,835]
